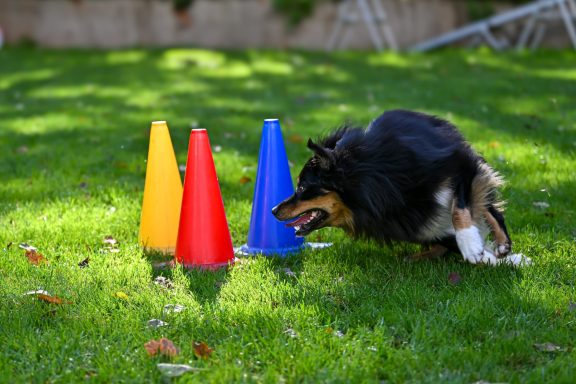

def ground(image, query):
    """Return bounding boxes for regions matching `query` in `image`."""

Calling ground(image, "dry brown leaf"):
[448,272,462,285]
[160,338,179,357]
[287,134,303,143]
[145,338,179,358]
[192,341,214,359]
[488,141,501,149]
[145,339,161,356]
[239,176,252,184]
[36,293,71,305]
[25,250,48,265]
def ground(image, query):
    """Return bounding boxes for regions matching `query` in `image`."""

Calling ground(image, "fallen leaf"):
[163,304,185,315]
[6,242,13,249]
[532,201,550,209]
[159,338,179,357]
[17,145,29,154]
[36,293,71,305]
[154,276,174,289]
[284,328,298,338]
[113,161,128,169]
[148,319,169,329]
[145,338,179,358]
[287,134,303,143]
[145,339,161,356]
[19,243,37,251]
[84,371,97,380]
[156,363,201,377]
[192,341,214,359]
[103,236,118,245]
[25,250,48,265]
[534,342,565,352]
[78,257,90,268]
[448,272,462,285]
[239,176,252,184]
[25,290,49,296]
[488,141,501,148]
[212,145,222,153]
[114,291,129,300]
[281,267,296,277]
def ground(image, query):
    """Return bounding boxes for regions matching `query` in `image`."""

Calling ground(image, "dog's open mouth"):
[284,209,328,236]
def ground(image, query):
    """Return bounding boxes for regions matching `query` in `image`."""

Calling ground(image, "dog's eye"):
[296,186,305,194]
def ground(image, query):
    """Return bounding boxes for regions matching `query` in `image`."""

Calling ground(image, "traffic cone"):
[139,121,183,254]
[239,119,305,256]
[175,129,234,269]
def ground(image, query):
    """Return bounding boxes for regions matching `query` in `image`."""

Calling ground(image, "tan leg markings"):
[452,208,473,229]
[482,209,510,257]
[405,244,448,262]
[483,210,507,245]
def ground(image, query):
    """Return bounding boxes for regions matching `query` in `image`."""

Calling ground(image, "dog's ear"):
[307,138,334,169]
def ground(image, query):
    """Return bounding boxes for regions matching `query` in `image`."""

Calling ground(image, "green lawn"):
[1,47,575,383]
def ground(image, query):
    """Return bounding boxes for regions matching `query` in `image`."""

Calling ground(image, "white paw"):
[497,253,532,267]
[456,226,485,264]
[480,248,498,266]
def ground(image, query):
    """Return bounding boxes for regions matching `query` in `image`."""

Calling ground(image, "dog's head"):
[272,138,354,237]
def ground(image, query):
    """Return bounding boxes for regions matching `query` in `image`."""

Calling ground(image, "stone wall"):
[0,0,570,49]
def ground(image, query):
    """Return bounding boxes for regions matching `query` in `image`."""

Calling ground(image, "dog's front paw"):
[494,241,511,258]
[456,226,485,264]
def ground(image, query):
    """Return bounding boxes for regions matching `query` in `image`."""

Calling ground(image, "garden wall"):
[0,0,569,49]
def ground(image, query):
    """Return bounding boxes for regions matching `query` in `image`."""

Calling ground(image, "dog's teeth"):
[294,226,301,231]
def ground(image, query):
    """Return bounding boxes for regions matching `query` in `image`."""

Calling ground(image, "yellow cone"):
[139,121,183,253]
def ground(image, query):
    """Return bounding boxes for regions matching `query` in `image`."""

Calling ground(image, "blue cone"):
[239,119,305,256]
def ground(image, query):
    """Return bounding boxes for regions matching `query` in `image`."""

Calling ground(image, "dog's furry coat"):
[273,110,530,266]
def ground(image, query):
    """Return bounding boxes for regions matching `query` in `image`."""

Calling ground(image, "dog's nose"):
[271,205,280,216]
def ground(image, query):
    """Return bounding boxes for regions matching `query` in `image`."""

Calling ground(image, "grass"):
[0,46,575,383]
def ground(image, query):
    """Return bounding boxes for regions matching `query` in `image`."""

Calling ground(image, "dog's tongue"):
[285,212,314,227]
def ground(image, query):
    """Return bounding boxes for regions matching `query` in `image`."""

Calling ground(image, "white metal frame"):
[410,0,576,52]
[326,0,397,51]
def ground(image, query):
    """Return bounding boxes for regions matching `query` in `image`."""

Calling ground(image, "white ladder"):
[326,0,398,51]
[411,0,576,52]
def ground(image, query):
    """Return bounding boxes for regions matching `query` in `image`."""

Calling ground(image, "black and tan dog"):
[272,109,529,266]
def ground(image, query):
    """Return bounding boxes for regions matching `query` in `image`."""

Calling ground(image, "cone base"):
[142,245,176,255]
[236,242,334,257]
[179,260,234,271]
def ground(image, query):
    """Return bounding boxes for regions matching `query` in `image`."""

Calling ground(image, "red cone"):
[175,129,234,269]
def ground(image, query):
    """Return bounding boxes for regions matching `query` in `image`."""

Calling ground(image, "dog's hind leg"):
[405,244,448,263]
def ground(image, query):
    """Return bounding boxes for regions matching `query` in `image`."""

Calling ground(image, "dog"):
[272,109,530,266]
